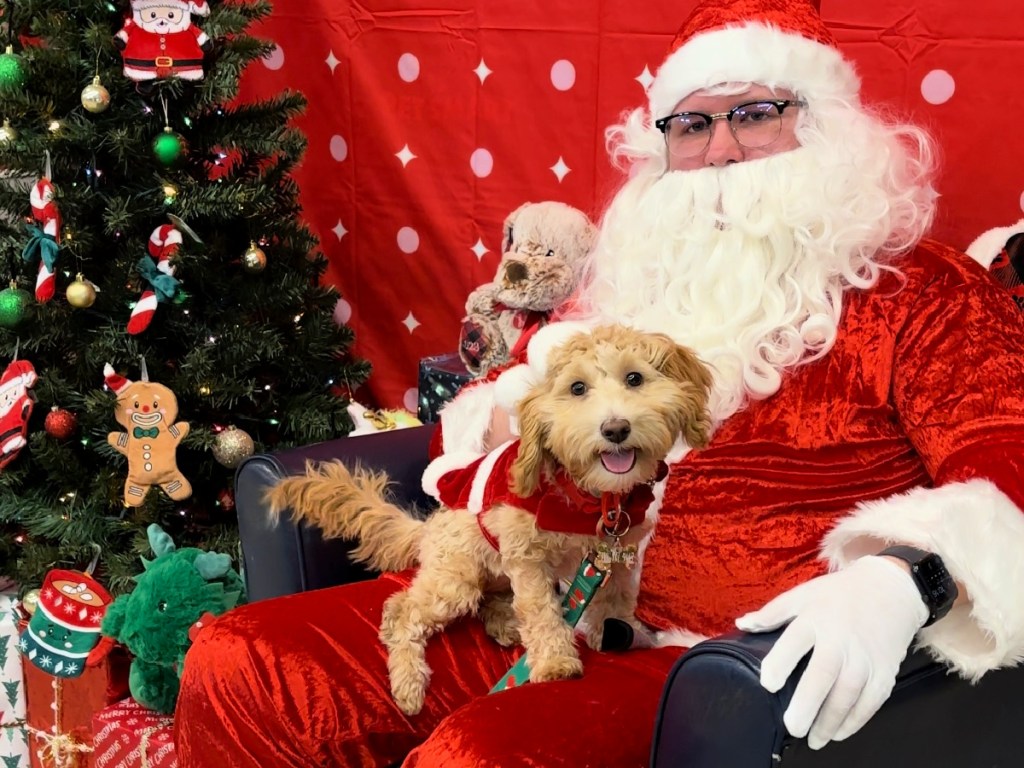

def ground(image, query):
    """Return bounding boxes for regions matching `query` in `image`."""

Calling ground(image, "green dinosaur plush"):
[101,523,245,713]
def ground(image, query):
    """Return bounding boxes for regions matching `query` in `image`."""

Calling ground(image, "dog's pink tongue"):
[600,449,636,474]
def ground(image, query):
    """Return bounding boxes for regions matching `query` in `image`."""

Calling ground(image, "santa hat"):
[131,0,210,14]
[494,321,592,414]
[647,0,860,120]
[965,219,1024,270]
[103,363,131,395]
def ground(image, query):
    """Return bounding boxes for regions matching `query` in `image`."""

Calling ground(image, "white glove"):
[735,556,929,750]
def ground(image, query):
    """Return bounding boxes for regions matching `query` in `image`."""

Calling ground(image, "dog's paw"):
[484,618,521,647]
[528,652,583,683]
[480,594,520,647]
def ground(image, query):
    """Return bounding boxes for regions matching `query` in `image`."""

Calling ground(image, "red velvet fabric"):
[176,242,1024,766]
[669,0,839,54]
[175,574,681,767]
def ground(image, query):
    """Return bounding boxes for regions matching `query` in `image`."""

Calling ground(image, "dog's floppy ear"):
[508,387,550,497]
[649,334,714,449]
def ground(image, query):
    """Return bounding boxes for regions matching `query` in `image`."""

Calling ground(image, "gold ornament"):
[0,118,16,145]
[22,588,40,616]
[66,274,97,308]
[242,242,267,273]
[81,75,111,113]
[211,426,255,468]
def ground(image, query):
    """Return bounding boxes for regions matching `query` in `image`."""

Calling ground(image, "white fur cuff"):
[822,479,1024,681]
[965,219,1024,269]
[438,381,498,455]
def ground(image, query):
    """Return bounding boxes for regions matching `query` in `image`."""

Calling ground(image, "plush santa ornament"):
[114,0,212,82]
[0,359,36,471]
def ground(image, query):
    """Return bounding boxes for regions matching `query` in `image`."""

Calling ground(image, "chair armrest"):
[234,424,437,602]
[651,630,1024,767]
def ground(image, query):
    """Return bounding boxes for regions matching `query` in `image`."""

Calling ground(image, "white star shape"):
[325,50,340,74]
[550,157,571,182]
[635,64,655,91]
[402,312,421,333]
[395,144,417,167]
[471,239,489,260]
[473,59,493,84]
[332,220,348,241]
[39,655,53,668]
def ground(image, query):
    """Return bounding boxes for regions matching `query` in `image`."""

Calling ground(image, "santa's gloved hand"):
[735,556,929,750]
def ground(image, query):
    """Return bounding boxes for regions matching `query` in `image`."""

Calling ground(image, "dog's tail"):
[265,460,424,572]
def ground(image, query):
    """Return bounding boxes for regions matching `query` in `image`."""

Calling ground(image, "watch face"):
[912,556,955,605]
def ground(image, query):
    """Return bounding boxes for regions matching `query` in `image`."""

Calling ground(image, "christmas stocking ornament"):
[23,177,61,302]
[128,224,182,335]
[105,362,191,506]
[18,569,113,678]
[0,359,36,471]
[114,0,212,82]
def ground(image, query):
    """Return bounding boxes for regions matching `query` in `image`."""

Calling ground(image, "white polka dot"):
[333,298,352,325]
[397,227,420,254]
[470,148,493,178]
[1019,190,1024,214]
[330,135,348,162]
[398,53,420,82]
[403,388,419,414]
[262,45,285,70]
[920,70,955,105]
[550,60,576,91]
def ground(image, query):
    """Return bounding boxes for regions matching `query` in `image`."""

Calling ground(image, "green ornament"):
[0,284,30,328]
[153,128,185,166]
[0,46,25,92]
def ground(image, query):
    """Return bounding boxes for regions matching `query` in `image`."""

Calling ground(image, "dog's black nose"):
[503,260,529,285]
[601,418,631,444]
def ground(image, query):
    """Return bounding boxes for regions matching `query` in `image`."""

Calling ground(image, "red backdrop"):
[238,0,1024,411]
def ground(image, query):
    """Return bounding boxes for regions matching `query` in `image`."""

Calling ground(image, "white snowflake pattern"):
[63,602,76,614]
[65,661,79,675]
[90,610,103,624]
[17,637,28,652]
[39,655,53,668]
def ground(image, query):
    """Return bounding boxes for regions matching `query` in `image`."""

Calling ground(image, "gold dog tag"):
[595,538,638,570]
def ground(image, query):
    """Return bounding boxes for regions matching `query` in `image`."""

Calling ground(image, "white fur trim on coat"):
[421,450,485,500]
[648,23,860,120]
[821,479,1024,681]
[438,381,498,455]
[965,219,1024,269]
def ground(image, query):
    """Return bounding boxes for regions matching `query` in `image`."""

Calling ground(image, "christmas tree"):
[0,0,369,594]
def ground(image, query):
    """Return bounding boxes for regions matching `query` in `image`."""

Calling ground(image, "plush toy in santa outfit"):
[0,359,36,471]
[114,0,212,82]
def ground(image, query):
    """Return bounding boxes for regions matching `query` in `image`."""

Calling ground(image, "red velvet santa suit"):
[175,241,1024,767]
[117,18,209,81]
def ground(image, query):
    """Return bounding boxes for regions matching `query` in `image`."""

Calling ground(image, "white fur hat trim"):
[493,321,592,414]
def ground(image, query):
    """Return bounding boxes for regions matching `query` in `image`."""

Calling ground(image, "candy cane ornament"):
[127,224,182,335]
[27,178,61,302]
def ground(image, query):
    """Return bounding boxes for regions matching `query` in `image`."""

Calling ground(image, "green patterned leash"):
[489,556,608,693]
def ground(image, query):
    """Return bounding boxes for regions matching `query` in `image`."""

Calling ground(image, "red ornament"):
[44,406,78,440]
[217,488,235,512]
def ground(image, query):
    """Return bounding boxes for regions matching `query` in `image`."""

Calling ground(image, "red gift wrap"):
[91,699,176,768]
[21,620,130,768]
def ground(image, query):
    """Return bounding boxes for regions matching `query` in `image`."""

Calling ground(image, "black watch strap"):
[878,545,958,627]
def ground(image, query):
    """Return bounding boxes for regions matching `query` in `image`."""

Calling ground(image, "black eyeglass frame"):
[654,99,807,138]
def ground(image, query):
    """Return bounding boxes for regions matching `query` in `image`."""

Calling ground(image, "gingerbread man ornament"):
[105,363,191,506]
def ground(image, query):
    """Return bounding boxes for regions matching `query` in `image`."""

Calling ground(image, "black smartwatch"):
[878,545,958,627]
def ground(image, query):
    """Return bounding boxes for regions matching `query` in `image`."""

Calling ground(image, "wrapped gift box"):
[22,620,130,768]
[1,594,30,768]
[91,699,176,768]
[418,352,473,423]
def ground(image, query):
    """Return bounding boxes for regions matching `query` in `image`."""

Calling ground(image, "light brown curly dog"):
[267,325,712,715]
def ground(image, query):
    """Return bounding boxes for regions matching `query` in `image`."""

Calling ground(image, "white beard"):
[573,144,908,424]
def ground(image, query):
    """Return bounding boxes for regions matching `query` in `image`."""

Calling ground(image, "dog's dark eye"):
[545,249,555,257]
[570,381,587,396]
[625,372,644,387]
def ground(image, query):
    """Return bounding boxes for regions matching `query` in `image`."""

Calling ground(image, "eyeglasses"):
[654,99,806,158]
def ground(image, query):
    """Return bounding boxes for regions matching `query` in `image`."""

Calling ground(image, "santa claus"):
[114,0,212,82]
[176,0,1024,765]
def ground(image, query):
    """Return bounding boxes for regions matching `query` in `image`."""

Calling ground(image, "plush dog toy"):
[100,524,245,713]
[459,201,596,376]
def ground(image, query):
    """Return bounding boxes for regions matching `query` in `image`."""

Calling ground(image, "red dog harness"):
[431,440,666,548]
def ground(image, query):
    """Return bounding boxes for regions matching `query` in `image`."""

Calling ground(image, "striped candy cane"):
[127,224,182,335]
[29,178,61,302]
